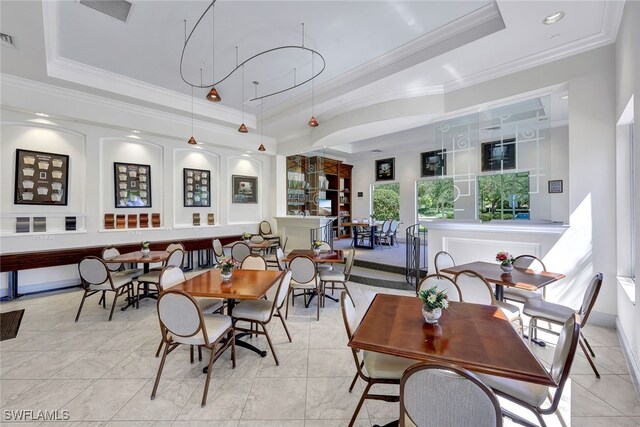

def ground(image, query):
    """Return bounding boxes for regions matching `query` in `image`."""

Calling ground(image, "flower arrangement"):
[242,232,252,240]
[141,241,151,249]
[215,257,238,273]
[418,286,449,311]
[496,251,515,266]
[311,240,323,249]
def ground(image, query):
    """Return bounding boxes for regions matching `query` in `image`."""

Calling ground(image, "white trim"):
[617,276,636,305]
[616,317,640,400]
[422,220,569,235]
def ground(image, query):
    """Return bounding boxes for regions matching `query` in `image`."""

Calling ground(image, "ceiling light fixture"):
[180,1,325,113]
[238,53,248,133]
[35,112,49,117]
[130,129,140,133]
[308,48,319,128]
[255,81,267,152]
[543,11,564,25]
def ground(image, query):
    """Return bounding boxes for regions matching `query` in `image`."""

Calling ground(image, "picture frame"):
[481,139,516,172]
[420,149,446,177]
[183,168,211,207]
[375,158,395,181]
[113,162,152,208]
[14,149,69,206]
[232,175,258,203]
[548,179,563,194]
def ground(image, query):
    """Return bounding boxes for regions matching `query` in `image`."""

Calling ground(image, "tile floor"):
[0,280,638,426]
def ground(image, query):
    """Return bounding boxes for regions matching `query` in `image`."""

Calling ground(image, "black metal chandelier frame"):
[179,0,326,102]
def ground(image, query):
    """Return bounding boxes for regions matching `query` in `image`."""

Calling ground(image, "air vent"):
[1,33,15,48]
[371,149,383,153]
[80,0,132,22]
[482,126,501,131]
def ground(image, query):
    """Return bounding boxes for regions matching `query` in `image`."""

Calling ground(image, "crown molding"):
[264,2,504,121]
[41,0,255,129]
[0,74,274,150]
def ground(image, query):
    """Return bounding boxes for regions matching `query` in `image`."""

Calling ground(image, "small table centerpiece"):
[311,240,323,255]
[496,250,515,273]
[418,285,449,324]
[242,232,252,244]
[141,241,151,256]
[216,257,237,282]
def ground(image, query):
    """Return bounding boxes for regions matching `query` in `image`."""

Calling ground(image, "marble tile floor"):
[0,281,638,426]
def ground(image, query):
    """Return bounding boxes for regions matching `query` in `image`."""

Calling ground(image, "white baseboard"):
[616,317,640,399]
[588,310,617,328]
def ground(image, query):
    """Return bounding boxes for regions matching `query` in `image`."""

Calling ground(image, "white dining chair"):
[287,255,321,320]
[503,255,547,303]
[240,254,267,270]
[231,242,251,263]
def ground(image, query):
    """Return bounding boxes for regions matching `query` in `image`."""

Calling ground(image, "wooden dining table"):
[440,261,565,301]
[104,250,169,310]
[349,293,555,386]
[171,268,284,361]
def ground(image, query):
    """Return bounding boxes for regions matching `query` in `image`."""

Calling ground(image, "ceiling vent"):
[371,149,383,153]
[1,33,15,48]
[80,0,132,22]
[482,126,501,131]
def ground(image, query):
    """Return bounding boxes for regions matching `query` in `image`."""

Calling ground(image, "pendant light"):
[187,83,197,145]
[255,81,266,152]
[308,49,319,127]
[206,1,221,102]
[238,53,248,133]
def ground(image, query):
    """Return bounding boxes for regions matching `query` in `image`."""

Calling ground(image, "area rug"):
[0,309,25,341]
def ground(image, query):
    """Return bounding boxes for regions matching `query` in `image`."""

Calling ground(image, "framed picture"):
[14,149,69,205]
[375,158,395,181]
[232,175,258,203]
[420,149,446,177]
[183,168,211,207]
[481,139,516,172]
[548,180,563,193]
[113,162,152,208]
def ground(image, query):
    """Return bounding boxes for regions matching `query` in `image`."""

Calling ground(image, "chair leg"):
[343,281,356,307]
[581,331,596,357]
[155,338,164,357]
[201,345,216,407]
[108,291,119,321]
[349,382,372,427]
[285,291,290,319]
[316,286,321,321]
[190,345,194,364]
[151,340,170,400]
[348,371,359,392]
[579,338,601,379]
[261,323,279,366]
[98,291,105,307]
[198,345,203,361]
[277,309,292,342]
[75,290,90,322]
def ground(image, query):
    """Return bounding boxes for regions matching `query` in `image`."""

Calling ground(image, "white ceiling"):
[0,0,625,157]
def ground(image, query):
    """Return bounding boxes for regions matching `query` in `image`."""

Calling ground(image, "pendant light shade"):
[206,87,221,102]
[308,116,319,127]
[258,144,266,152]
[187,136,197,145]
[238,123,248,133]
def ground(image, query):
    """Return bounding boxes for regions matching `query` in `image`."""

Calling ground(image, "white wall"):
[614,0,640,386]
[0,101,273,296]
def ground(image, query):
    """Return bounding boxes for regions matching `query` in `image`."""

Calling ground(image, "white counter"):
[274,216,337,250]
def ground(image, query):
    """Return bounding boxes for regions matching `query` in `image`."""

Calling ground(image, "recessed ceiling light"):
[559,94,568,100]
[241,153,251,158]
[35,112,49,117]
[245,150,252,154]
[130,129,140,133]
[543,11,564,25]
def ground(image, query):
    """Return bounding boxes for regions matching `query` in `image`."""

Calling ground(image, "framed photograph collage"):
[114,162,151,208]
[183,168,211,207]
[14,149,69,206]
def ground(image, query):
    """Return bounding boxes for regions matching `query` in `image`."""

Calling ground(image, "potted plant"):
[311,240,323,255]
[496,251,515,273]
[418,285,449,324]
[216,257,237,282]
[141,241,151,256]
[242,232,252,243]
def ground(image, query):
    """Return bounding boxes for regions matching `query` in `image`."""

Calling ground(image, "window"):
[417,179,455,220]
[477,172,530,222]
[371,183,399,220]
